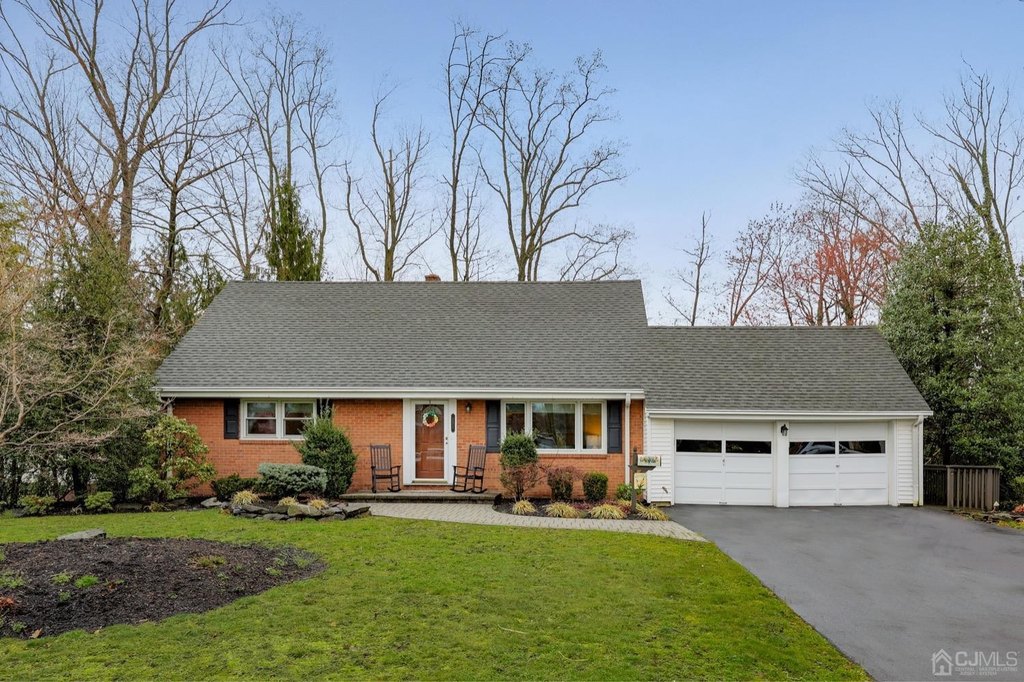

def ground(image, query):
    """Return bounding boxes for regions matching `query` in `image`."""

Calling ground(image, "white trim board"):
[646,409,932,421]
[158,387,645,400]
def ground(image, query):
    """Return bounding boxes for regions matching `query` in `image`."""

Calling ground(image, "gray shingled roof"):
[644,326,930,413]
[156,281,929,413]
[155,280,649,392]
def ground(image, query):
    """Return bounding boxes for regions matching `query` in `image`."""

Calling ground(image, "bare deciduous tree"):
[344,93,436,281]
[477,45,628,280]
[443,24,503,281]
[217,10,340,275]
[0,0,231,255]
[665,213,714,325]
[802,70,1023,270]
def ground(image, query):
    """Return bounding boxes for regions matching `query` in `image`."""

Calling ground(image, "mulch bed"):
[494,498,655,520]
[0,538,323,639]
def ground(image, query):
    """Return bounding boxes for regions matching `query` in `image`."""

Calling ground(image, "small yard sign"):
[635,454,661,468]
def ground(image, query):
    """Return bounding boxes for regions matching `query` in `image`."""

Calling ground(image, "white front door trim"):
[402,399,457,485]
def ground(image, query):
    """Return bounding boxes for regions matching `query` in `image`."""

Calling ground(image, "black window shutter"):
[485,400,501,452]
[224,398,240,440]
[607,400,623,453]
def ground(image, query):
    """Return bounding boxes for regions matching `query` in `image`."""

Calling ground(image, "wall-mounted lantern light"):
[780,424,789,437]
[465,402,472,414]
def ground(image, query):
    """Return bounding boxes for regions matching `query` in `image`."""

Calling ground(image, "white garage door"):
[789,422,889,506]
[674,421,774,505]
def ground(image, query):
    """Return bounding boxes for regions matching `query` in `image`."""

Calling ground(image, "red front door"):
[414,403,446,479]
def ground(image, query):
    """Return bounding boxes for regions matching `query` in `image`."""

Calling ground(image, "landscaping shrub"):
[582,472,608,503]
[543,501,580,518]
[230,490,261,506]
[499,463,542,501]
[256,463,327,498]
[588,503,625,520]
[295,412,357,497]
[18,495,56,516]
[128,415,215,503]
[511,499,537,515]
[1011,475,1024,501]
[278,496,298,507]
[545,466,579,501]
[211,474,259,502]
[308,497,329,510]
[634,504,669,521]
[616,481,644,501]
[499,432,541,500]
[500,432,539,468]
[84,491,114,513]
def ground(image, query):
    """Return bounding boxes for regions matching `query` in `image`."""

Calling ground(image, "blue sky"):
[301,0,1023,317]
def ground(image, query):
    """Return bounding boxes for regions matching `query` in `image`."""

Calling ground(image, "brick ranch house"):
[155,280,932,507]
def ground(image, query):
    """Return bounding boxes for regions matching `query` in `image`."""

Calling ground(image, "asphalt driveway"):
[668,506,1024,681]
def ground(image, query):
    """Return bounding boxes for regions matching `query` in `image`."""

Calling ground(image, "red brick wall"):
[453,399,642,498]
[174,397,644,499]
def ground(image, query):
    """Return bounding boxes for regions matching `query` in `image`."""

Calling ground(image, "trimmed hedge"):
[500,432,539,468]
[256,463,327,498]
[583,472,609,503]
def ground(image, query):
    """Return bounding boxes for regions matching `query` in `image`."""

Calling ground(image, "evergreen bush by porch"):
[295,413,357,497]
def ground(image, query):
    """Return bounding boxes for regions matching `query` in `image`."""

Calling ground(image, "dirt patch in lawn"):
[0,538,323,639]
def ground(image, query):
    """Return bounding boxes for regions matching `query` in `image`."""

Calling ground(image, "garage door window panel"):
[676,439,721,453]
[789,441,836,455]
[840,440,885,454]
[726,440,772,454]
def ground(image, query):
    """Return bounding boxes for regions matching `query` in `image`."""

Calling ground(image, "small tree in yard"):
[499,432,541,500]
[881,220,1024,498]
[296,412,357,497]
[128,415,215,503]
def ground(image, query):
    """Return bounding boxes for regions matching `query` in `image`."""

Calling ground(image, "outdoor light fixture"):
[465,402,472,414]
[780,424,789,436]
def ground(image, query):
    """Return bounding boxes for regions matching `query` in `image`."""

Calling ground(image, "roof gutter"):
[155,386,646,400]
[645,408,933,420]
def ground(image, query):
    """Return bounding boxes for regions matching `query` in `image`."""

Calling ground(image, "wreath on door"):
[421,407,441,428]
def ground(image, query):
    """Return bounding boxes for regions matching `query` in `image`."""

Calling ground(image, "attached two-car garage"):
[642,326,931,508]
[645,417,923,507]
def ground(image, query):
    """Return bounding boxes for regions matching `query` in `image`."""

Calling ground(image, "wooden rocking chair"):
[451,444,488,493]
[370,444,401,493]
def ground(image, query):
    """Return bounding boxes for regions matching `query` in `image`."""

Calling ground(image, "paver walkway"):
[366,502,705,541]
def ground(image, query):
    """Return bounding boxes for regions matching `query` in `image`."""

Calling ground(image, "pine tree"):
[266,181,321,281]
[881,220,1024,496]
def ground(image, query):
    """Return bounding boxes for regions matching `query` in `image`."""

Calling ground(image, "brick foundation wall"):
[174,397,644,499]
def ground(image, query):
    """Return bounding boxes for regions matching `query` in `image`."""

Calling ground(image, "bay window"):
[502,400,606,452]
[243,400,315,439]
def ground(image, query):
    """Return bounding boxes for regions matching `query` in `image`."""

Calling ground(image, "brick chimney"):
[424,273,441,282]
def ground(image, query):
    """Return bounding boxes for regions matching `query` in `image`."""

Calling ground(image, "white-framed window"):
[242,400,316,439]
[501,400,606,453]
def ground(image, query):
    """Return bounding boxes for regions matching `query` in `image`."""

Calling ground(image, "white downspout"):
[914,415,925,506]
[624,392,632,483]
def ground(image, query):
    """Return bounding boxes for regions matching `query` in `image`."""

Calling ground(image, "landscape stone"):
[200,497,222,508]
[287,503,321,518]
[264,513,289,521]
[346,505,371,518]
[57,528,106,541]
[241,503,265,514]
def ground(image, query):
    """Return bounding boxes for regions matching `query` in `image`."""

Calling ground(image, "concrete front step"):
[339,490,497,504]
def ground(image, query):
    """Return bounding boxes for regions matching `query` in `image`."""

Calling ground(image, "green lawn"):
[0,511,864,680]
